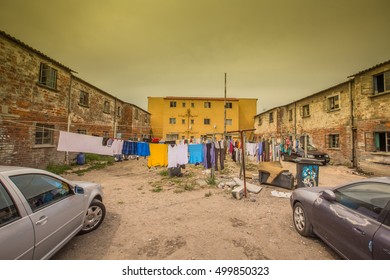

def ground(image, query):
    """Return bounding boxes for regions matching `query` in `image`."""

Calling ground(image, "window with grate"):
[103,101,110,113]
[329,134,340,148]
[79,91,89,107]
[302,105,310,117]
[327,95,340,111]
[374,70,390,94]
[39,63,57,89]
[35,123,54,145]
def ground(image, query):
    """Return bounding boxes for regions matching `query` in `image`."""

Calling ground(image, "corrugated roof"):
[0,30,76,73]
[348,59,390,77]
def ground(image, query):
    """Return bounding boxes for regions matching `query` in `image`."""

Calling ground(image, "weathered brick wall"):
[254,82,353,165]
[69,77,117,136]
[0,35,71,168]
[353,63,390,175]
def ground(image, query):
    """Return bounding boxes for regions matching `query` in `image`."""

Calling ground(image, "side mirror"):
[74,185,84,194]
[321,189,336,201]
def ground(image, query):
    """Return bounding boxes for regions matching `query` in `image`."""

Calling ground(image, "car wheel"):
[78,199,106,235]
[293,202,313,237]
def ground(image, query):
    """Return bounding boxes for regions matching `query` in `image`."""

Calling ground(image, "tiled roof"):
[0,30,76,73]
[348,59,390,77]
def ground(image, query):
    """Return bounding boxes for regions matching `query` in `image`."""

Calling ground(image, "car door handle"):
[352,227,366,235]
[35,216,48,225]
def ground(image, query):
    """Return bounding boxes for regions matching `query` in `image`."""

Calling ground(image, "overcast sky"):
[1,0,389,113]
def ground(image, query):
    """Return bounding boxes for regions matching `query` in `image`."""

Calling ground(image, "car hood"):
[308,150,328,156]
[290,186,335,207]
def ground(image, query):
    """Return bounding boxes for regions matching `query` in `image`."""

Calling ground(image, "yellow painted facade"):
[148,96,257,140]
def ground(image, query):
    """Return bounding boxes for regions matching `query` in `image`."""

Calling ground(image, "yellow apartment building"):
[148,96,257,140]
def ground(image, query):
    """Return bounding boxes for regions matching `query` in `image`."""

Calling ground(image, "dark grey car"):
[290,177,390,259]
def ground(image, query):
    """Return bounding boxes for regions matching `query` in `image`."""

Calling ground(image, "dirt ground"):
[52,156,367,260]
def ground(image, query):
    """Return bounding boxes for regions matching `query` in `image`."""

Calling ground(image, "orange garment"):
[147,143,168,167]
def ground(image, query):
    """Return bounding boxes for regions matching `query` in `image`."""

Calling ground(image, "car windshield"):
[307,145,317,151]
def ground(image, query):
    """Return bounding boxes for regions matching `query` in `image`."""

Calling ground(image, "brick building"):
[0,31,150,169]
[148,96,257,140]
[255,60,390,176]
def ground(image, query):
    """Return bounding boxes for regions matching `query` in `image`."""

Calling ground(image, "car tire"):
[78,199,106,235]
[293,202,313,237]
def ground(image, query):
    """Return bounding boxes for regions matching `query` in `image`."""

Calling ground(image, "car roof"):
[0,165,46,175]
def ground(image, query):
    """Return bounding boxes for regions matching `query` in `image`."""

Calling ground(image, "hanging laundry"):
[148,143,168,167]
[57,131,113,156]
[203,142,215,169]
[168,144,188,168]
[188,144,204,164]
[137,142,151,156]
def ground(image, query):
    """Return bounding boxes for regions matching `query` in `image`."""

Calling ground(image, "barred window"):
[170,101,177,107]
[327,95,340,111]
[204,118,210,125]
[35,123,54,145]
[79,91,89,106]
[204,102,211,108]
[269,112,274,123]
[103,101,110,113]
[169,118,176,124]
[329,134,340,149]
[374,70,390,94]
[225,102,233,109]
[302,105,310,117]
[39,63,57,89]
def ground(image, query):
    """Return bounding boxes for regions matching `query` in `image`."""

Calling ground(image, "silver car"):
[290,177,390,259]
[0,166,106,259]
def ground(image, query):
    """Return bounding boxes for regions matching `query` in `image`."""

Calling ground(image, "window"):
[77,129,86,135]
[0,182,20,226]
[269,112,274,123]
[191,102,195,108]
[39,63,57,89]
[169,118,176,124]
[302,105,310,117]
[327,95,340,111]
[117,106,121,117]
[288,109,293,121]
[103,101,110,113]
[144,115,149,124]
[182,102,186,108]
[257,117,262,126]
[334,182,390,220]
[329,134,340,149]
[191,119,194,124]
[10,174,72,212]
[182,119,186,125]
[135,109,139,120]
[204,118,210,125]
[374,132,390,152]
[225,119,232,125]
[35,123,54,145]
[79,91,89,107]
[374,70,390,94]
[170,101,177,107]
[225,102,233,109]
[204,102,211,108]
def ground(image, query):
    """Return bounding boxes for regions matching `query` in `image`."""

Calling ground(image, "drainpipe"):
[65,75,73,164]
[349,79,356,168]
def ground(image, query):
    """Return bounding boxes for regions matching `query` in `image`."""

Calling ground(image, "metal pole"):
[227,128,255,198]
[224,73,227,138]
